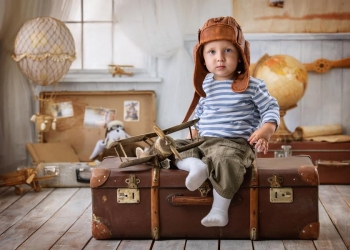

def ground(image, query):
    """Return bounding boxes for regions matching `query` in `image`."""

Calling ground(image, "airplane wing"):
[118,155,157,168]
[161,118,199,135]
[176,139,205,153]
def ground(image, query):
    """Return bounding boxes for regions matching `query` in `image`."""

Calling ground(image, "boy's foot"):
[201,207,229,227]
[176,158,208,191]
[185,162,207,191]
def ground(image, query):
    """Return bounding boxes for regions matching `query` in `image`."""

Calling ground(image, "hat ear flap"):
[244,40,250,67]
[193,44,207,97]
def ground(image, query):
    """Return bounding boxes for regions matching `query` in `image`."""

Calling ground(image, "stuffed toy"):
[89,120,130,160]
[30,113,57,132]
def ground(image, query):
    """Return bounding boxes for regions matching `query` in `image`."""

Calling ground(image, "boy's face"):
[202,40,240,81]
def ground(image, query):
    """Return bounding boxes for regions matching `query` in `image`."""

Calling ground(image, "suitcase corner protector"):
[298,165,320,186]
[299,222,320,240]
[92,214,112,239]
[90,168,111,188]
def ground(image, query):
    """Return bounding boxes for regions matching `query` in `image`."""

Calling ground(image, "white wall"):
[186,33,350,135]
[40,0,235,139]
[40,1,350,139]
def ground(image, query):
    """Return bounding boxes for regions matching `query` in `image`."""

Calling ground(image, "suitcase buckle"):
[117,175,140,203]
[198,181,211,197]
[268,174,283,187]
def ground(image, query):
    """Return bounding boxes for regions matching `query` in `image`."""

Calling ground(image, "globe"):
[252,54,308,141]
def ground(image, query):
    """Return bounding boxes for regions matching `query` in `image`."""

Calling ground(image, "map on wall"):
[233,0,350,33]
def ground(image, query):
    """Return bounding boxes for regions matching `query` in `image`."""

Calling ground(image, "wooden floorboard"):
[319,185,350,249]
[0,185,349,249]
[84,238,121,250]
[316,187,348,250]
[152,239,186,250]
[51,204,93,250]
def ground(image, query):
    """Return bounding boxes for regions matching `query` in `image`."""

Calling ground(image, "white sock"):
[176,157,208,191]
[201,189,231,227]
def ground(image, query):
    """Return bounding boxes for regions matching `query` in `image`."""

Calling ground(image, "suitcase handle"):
[167,193,213,206]
[76,169,91,183]
[166,193,243,207]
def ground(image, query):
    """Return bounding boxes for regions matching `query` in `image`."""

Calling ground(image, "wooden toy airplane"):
[109,119,204,168]
[0,165,55,195]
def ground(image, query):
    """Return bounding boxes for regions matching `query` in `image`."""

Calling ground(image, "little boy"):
[176,16,280,227]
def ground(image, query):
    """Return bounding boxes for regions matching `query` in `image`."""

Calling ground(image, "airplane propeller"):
[153,125,182,160]
[26,164,43,184]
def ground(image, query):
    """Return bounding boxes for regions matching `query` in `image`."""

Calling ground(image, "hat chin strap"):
[182,92,200,123]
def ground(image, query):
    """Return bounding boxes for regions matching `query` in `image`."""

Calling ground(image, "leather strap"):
[151,165,160,239]
[168,195,213,206]
[249,160,259,240]
[182,92,200,123]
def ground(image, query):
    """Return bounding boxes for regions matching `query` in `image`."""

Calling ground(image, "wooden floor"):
[0,185,349,250]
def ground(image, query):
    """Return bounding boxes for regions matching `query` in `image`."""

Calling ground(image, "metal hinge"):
[117,175,140,203]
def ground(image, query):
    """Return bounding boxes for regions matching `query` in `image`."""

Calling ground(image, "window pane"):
[113,24,146,68]
[83,0,112,21]
[83,23,112,69]
[60,0,81,22]
[65,23,82,69]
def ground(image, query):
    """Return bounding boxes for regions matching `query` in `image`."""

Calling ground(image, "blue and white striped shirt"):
[193,75,280,139]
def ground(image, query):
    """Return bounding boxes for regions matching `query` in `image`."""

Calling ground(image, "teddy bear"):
[89,120,131,160]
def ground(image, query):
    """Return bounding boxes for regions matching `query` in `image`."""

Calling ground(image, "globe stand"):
[270,110,294,142]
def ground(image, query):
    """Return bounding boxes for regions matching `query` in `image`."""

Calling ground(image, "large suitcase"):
[257,141,350,184]
[25,91,156,187]
[316,160,350,184]
[90,156,319,240]
[257,141,350,163]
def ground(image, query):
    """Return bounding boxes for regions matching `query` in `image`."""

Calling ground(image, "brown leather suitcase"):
[316,160,350,184]
[257,141,350,184]
[90,156,319,240]
[257,141,350,163]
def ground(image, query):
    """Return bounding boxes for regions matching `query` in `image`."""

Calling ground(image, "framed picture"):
[124,100,140,122]
[50,101,74,118]
[83,106,116,128]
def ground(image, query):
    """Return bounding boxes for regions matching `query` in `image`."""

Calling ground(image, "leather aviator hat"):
[183,16,251,122]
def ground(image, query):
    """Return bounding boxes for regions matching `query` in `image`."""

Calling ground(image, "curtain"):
[0,0,73,175]
[114,0,197,138]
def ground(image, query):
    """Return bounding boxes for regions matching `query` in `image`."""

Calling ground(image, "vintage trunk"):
[257,141,350,163]
[26,91,156,187]
[91,156,319,240]
[257,141,350,184]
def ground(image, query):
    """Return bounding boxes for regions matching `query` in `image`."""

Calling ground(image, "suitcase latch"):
[117,175,140,204]
[44,165,59,176]
[270,188,293,203]
[274,145,292,158]
[268,174,283,187]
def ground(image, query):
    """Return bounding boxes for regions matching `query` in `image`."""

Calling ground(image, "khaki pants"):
[176,137,255,199]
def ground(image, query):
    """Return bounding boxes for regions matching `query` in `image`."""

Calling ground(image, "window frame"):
[61,0,161,83]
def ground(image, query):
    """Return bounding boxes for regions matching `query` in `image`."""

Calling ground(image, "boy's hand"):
[248,122,277,154]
